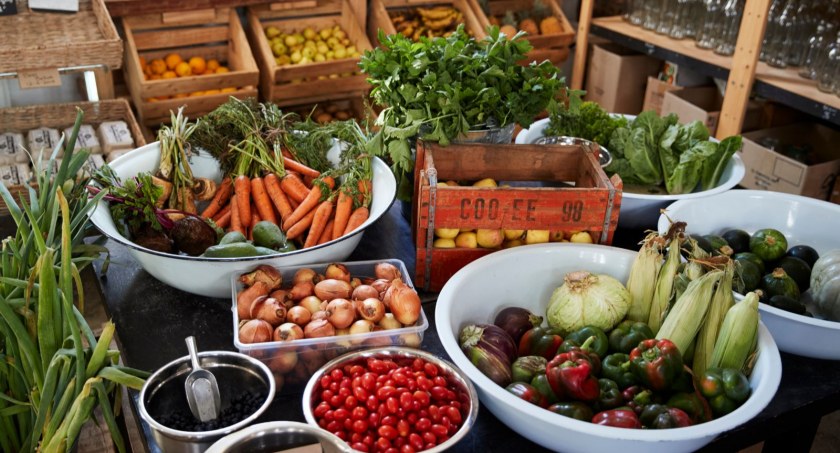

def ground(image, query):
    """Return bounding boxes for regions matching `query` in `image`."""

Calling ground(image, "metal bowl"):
[138,350,276,453]
[533,135,613,167]
[206,422,351,453]
[302,346,479,452]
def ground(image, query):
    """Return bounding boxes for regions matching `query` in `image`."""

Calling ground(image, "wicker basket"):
[0,0,122,72]
[0,99,146,216]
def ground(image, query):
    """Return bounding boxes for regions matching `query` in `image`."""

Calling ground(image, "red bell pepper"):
[545,338,600,402]
[628,339,683,392]
[518,326,564,360]
[591,409,642,428]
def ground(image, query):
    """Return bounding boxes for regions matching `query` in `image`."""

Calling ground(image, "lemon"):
[434,228,459,239]
[476,229,504,248]
[334,47,347,59]
[319,28,332,40]
[503,229,524,241]
[317,43,329,54]
[525,230,550,244]
[455,232,478,248]
[433,238,456,249]
[473,178,497,188]
[326,37,339,48]
[272,42,287,56]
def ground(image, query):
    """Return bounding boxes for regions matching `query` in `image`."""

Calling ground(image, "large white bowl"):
[659,190,840,360]
[436,243,781,453]
[89,142,396,298]
[516,117,745,229]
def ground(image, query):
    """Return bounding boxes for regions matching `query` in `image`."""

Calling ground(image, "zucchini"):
[777,256,811,292]
[734,252,766,275]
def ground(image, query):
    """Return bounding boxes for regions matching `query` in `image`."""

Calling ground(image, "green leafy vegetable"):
[545,95,628,144]
[701,135,742,191]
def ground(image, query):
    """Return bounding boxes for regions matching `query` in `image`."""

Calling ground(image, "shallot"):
[326,298,355,329]
[237,281,269,320]
[314,279,353,300]
[375,262,402,281]
[239,319,273,344]
[325,263,351,282]
[357,298,385,323]
[305,319,335,338]
[274,322,304,342]
[240,265,282,290]
[250,296,287,326]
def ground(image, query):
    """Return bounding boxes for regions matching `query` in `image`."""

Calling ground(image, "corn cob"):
[625,233,664,323]
[693,260,735,375]
[655,269,723,355]
[710,291,760,372]
[648,233,683,334]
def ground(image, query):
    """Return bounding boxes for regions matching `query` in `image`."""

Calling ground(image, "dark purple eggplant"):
[459,324,518,387]
[494,307,544,344]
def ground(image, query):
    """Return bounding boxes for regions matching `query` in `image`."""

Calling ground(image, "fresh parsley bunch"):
[360,25,564,199]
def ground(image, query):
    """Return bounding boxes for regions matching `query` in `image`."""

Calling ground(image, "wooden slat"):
[269,76,369,104]
[140,87,258,125]
[162,8,217,24]
[717,0,772,139]
[571,0,594,90]
[132,26,231,51]
[123,7,231,29]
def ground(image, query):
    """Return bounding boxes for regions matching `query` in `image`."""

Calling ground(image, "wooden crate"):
[368,0,488,46]
[246,0,372,106]
[0,99,147,216]
[411,141,623,292]
[468,0,574,65]
[283,94,377,125]
[122,7,260,126]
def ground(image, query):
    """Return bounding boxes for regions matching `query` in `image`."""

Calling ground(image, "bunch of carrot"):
[199,153,371,249]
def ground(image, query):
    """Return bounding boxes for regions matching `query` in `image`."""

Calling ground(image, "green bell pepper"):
[594,378,624,412]
[667,392,712,424]
[530,373,560,405]
[629,339,683,392]
[511,356,547,383]
[608,320,654,354]
[698,367,751,417]
[564,326,609,358]
[547,402,594,422]
[602,353,637,389]
[518,326,564,360]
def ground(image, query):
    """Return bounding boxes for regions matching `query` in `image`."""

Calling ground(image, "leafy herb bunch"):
[360,26,564,198]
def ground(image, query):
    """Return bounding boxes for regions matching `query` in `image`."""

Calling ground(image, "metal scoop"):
[184,336,221,422]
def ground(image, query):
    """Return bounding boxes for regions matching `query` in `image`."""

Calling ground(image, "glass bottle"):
[696,0,723,49]
[787,1,816,66]
[644,0,662,29]
[657,0,677,34]
[817,31,840,93]
[715,0,743,56]
[766,0,797,68]
[685,0,704,38]
[669,0,692,39]
[629,0,645,25]
[800,23,829,79]
[761,0,785,61]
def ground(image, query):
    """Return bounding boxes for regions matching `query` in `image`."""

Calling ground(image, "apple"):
[476,229,504,248]
[503,239,524,248]
[433,238,456,248]
[455,231,478,248]
[503,229,525,241]
[525,230,550,245]
[434,228,460,239]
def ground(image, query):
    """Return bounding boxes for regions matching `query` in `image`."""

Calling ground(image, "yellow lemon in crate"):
[476,229,504,248]
[189,56,207,75]
[149,59,167,75]
[165,53,183,70]
[433,238,456,248]
[503,229,524,241]
[525,230,550,245]
[174,62,192,77]
[206,59,220,72]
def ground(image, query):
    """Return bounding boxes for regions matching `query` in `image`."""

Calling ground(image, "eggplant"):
[494,307,544,344]
[459,324,517,387]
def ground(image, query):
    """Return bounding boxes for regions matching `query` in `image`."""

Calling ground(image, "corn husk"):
[655,269,722,355]
[693,261,735,375]
[625,233,664,323]
[649,233,683,334]
[710,291,760,373]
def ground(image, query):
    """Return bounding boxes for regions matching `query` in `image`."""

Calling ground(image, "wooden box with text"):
[412,141,623,292]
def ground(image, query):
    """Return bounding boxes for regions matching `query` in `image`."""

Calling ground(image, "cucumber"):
[252,221,287,250]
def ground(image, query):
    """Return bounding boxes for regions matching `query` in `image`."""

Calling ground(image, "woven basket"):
[0,0,122,72]
[0,99,146,216]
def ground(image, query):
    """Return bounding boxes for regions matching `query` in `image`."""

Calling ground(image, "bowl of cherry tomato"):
[302,346,479,452]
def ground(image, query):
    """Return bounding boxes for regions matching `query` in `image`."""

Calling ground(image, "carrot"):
[281,149,294,160]
[250,176,277,224]
[357,179,372,205]
[304,201,334,248]
[318,218,335,245]
[230,196,244,236]
[303,174,317,188]
[289,197,300,210]
[280,174,310,203]
[235,175,252,229]
[211,203,231,222]
[201,177,233,219]
[282,176,335,231]
[343,206,370,236]
[264,173,293,221]
[332,189,353,239]
[248,206,260,241]
[285,209,317,241]
[215,209,232,229]
[283,156,320,178]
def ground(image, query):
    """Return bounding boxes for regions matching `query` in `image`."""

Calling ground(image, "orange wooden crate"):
[467,0,574,65]
[122,7,260,126]
[368,0,488,46]
[246,0,372,106]
[411,141,623,292]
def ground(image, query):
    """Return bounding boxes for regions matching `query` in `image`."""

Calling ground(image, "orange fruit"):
[215,66,230,74]
[149,73,162,80]
[146,97,158,102]
[174,61,192,77]
[188,56,207,75]
[139,56,148,71]
[165,53,183,70]
[173,93,189,99]
[149,59,167,75]
[190,91,206,97]
[204,89,221,95]
[221,87,237,93]
[162,70,177,79]
[206,59,220,72]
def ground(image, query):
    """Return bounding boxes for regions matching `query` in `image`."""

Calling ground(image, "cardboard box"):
[585,43,661,114]
[642,77,682,114]
[660,86,763,135]
[740,123,840,200]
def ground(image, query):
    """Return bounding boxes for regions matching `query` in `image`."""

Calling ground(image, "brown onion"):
[375,262,402,281]
[270,289,294,310]
[326,298,355,329]
[378,313,402,330]
[240,265,282,290]
[293,268,317,285]
[250,296,287,326]
[358,298,385,323]
[371,279,391,299]
[269,351,298,374]
[273,322,304,342]
[364,331,393,347]
[237,281,269,320]
[325,263,351,282]
[387,278,421,325]
[314,279,353,300]
[289,281,314,301]
[299,296,324,315]
[304,319,335,338]
[350,278,362,289]
[352,284,379,301]
[239,319,273,344]
[311,310,330,321]
[286,306,312,326]
[349,319,375,336]
[361,277,376,285]
[334,328,352,347]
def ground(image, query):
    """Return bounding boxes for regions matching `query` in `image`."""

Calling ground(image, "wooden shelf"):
[590,15,840,126]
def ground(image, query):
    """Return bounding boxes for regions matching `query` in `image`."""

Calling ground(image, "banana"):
[417,6,455,20]
[425,15,455,31]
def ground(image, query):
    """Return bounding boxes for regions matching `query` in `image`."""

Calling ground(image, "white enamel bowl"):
[659,190,840,360]
[436,243,781,453]
[89,142,396,298]
[516,117,745,229]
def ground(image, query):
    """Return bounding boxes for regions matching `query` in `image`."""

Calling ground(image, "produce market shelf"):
[590,16,840,127]
[0,0,122,73]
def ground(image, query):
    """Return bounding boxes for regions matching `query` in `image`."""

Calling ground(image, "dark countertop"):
[93,203,840,452]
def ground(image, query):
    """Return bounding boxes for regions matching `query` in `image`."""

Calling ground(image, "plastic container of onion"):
[232,259,429,392]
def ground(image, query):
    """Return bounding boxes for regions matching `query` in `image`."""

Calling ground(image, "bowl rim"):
[301,346,480,451]
[205,421,353,453]
[88,142,397,262]
[515,117,745,201]
[138,350,276,439]
[661,189,840,331]
[435,243,782,443]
